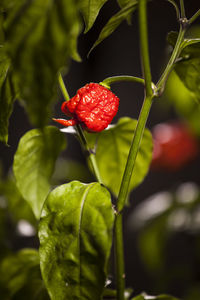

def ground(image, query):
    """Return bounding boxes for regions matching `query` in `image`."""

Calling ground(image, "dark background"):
[1,0,200,298]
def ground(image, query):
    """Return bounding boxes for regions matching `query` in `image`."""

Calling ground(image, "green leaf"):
[86,117,153,198]
[175,57,200,100]
[0,249,49,300]
[39,181,114,300]
[0,47,16,144]
[13,126,66,219]
[5,0,81,128]
[132,293,179,300]
[89,0,138,54]
[168,31,200,54]
[117,0,136,23]
[167,32,200,100]
[79,0,109,33]
[164,71,200,136]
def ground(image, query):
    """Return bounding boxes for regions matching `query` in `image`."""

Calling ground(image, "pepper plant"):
[0,0,200,299]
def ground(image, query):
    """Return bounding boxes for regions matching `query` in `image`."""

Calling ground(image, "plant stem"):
[166,0,180,19]
[75,124,102,183]
[58,73,70,101]
[116,0,153,214]
[114,94,153,300]
[189,8,200,25]
[114,214,125,300]
[138,0,153,98]
[156,25,186,95]
[114,2,153,299]
[179,0,186,18]
[118,96,153,213]
[100,75,145,89]
[58,73,102,183]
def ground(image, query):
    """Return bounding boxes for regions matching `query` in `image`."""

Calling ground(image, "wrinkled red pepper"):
[151,122,199,171]
[53,83,119,132]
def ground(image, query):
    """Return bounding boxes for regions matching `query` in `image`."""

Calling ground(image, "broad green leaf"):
[13,126,66,219]
[0,47,16,144]
[175,57,200,100]
[89,0,138,54]
[167,32,200,100]
[132,294,179,300]
[0,249,49,300]
[39,181,114,300]
[5,0,81,128]
[86,117,153,198]
[165,71,200,136]
[79,0,109,33]
[168,31,200,53]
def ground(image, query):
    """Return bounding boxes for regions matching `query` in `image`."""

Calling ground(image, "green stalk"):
[114,1,153,300]
[138,0,153,98]
[156,25,186,95]
[114,214,125,300]
[116,0,153,215]
[114,94,153,300]
[189,8,200,25]
[100,75,145,89]
[75,124,102,183]
[58,73,102,183]
[58,73,70,101]
[179,0,186,18]
[166,0,180,19]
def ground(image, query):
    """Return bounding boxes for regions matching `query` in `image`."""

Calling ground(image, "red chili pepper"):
[53,83,119,132]
[151,122,199,171]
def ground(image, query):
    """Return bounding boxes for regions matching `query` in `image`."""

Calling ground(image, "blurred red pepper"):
[151,122,199,171]
[53,83,119,132]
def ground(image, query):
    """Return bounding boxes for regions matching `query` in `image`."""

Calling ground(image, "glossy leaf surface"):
[168,31,200,100]
[86,117,153,197]
[89,0,138,54]
[165,71,200,136]
[117,0,137,23]
[0,249,49,300]
[80,0,109,33]
[13,126,66,219]
[0,47,16,144]
[39,181,114,300]
[5,0,80,128]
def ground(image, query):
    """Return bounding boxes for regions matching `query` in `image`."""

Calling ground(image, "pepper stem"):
[58,73,70,101]
[58,73,102,184]
[114,2,153,299]
[100,76,145,89]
